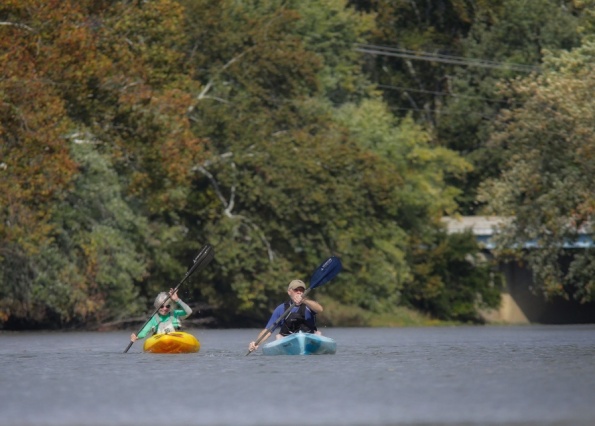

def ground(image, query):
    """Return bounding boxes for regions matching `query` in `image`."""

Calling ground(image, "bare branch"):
[187,50,250,113]
[194,155,275,261]
[195,164,230,211]
[0,22,35,32]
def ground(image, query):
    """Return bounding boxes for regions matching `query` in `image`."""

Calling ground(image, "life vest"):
[279,302,318,336]
[153,313,182,335]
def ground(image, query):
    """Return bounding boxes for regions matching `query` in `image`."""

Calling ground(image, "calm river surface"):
[1,325,594,426]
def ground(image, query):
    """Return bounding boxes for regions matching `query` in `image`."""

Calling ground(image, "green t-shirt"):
[137,300,192,338]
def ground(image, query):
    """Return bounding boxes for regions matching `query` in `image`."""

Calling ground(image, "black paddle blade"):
[309,256,342,290]
[186,244,215,279]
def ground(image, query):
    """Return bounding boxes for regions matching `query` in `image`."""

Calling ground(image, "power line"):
[355,43,540,73]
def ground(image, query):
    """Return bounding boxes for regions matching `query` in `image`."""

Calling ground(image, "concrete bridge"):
[443,216,595,324]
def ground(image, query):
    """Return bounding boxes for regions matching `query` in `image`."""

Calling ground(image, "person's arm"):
[248,329,272,352]
[131,316,157,341]
[174,299,192,318]
[302,298,323,314]
[248,305,284,351]
[290,289,323,314]
[170,288,192,319]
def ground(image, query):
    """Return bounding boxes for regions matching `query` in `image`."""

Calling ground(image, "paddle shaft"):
[123,244,214,353]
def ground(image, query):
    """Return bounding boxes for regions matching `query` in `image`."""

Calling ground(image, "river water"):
[1,325,594,426]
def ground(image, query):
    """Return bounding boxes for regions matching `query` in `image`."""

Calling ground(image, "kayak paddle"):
[123,243,215,353]
[246,256,342,356]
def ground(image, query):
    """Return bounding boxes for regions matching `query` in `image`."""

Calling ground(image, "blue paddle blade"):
[309,256,342,289]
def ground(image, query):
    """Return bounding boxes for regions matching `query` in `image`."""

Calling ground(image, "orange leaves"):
[0,76,77,254]
[113,84,208,212]
[0,1,107,255]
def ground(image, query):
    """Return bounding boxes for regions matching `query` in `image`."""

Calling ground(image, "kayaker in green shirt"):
[130,288,193,342]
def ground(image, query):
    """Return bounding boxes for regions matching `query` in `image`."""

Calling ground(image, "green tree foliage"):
[437,0,583,213]
[1,0,91,323]
[478,40,595,302]
[406,230,500,323]
[0,0,208,326]
[179,0,390,321]
[335,100,470,219]
[334,99,497,322]
[0,0,82,254]
[349,0,505,125]
[292,0,377,104]
[88,0,207,215]
[16,143,148,327]
[179,0,497,325]
[1,0,505,328]
[575,0,595,37]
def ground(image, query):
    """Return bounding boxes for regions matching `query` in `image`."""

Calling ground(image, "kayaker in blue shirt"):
[130,288,193,343]
[248,279,323,352]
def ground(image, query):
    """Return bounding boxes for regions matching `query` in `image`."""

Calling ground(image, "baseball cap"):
[287,279,306,291]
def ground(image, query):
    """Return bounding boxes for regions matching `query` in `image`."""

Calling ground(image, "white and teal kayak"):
[262,332,337,356]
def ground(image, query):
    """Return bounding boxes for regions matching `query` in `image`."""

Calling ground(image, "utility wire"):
[355,43,540,73]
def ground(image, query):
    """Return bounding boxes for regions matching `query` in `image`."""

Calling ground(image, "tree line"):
[1,0,593,330]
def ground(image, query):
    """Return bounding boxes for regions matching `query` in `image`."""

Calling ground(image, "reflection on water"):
[1,326,594,425]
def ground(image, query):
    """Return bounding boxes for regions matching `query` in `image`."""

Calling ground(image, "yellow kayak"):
[143,331,200,354]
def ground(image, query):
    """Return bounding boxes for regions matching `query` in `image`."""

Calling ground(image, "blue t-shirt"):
[265,303,317,330]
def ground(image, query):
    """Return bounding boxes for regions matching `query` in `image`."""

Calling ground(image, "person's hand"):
[130,333,138,342]
[291,292,303,304]
[169,288,179,302]
[248,341,258,352]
